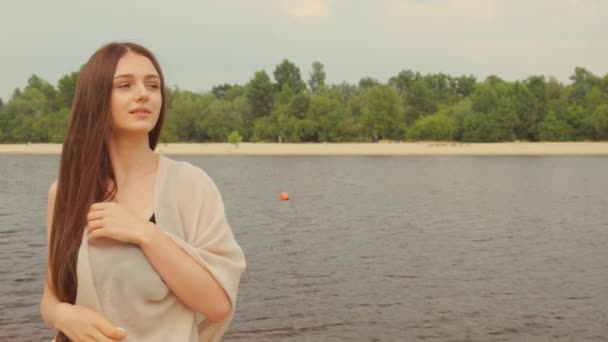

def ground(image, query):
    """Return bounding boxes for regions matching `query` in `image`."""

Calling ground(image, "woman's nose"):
[135,82,149,102]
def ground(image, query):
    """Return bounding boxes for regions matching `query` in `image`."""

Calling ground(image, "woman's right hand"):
[54,303,127,341]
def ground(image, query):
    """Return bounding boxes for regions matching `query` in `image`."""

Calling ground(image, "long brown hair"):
[48,42,166,341]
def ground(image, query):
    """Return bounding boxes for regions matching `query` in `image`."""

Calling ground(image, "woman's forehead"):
[114,52,158,77]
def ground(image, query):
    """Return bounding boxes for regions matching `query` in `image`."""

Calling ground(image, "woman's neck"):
[107,133,158,183]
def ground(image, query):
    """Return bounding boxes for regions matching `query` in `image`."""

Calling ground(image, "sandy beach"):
[1,142,608,156]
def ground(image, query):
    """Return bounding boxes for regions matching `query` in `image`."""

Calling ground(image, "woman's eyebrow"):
[113,74,160,80]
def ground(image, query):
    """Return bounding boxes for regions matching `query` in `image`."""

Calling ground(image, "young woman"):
[40,42,246,342]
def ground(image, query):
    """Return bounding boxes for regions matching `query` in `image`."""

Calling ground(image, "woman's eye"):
[118,83,130,88]
[148,84,160,89]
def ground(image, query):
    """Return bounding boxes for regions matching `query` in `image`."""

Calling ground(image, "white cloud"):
[555,0,600,17]
[390,0,497,21]
[285,0,331,18]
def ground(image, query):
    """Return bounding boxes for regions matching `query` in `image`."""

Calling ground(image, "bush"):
[406,114,456,141]
[227,130,243,147]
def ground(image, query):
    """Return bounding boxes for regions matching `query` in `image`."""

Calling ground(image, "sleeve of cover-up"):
[165,163,246,330]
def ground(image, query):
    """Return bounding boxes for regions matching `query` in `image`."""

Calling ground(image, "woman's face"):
[110,52,162,135]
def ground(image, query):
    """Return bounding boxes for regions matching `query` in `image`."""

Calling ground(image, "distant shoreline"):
[1,142,607,156]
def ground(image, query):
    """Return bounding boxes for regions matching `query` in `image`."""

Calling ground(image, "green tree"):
[57,71,80,109]
[471,83,499,114]
[508,82,542,140]
[251,115,277,142]
[423,73,454,104]
[232,95,253,140]
[362,85,403,140]
[200,99,243,141]
[569,67,599,106]
[485,75,505,86]
[346,90,367,119]
[294,118,318,142]
[225,84,247,102]
[445,98,474,141]
[303,93,356,142]
[308,61,326,95]
[404,81,437,124]
[332,82,358,106]
[4,75,58,117]
[5,87,47,117]
[3,64,608,144]
[406,114,456,141]
[585,87,604,113]
[388,70,417,95]
[462,112,516,142]
[227,130,243,147]
[11,115,35,142]
[277,113,300,142]
[211,84,233,100]
[537,112,574,141]
[31,108,70,142]
[358,77,379,89]
[164,91,214,141]
[276,83,295,106]
[559,104,589,140]
[545,77,563,101]
[454,75,477,98]
[274,59,306,93]
[288,93,310,119]
[584,104,608,140]
[246,71,274,120]
[27,75,59,111]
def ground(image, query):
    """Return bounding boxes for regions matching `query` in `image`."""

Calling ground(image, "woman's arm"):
[41,180,127,341]
[41,278,71,330]
[86,201,232,322]
[40,180,67,330]
[137,226,232,323]
[85,167,242,324]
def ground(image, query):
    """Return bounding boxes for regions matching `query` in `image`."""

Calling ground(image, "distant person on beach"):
[40,42,246,342]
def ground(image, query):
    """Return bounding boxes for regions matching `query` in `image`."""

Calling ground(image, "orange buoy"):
[280,192,290,201]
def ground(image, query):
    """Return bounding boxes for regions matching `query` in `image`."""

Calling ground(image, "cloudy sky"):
[1,0,606,100]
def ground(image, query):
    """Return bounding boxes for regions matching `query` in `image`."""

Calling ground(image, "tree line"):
[1,61,607,143]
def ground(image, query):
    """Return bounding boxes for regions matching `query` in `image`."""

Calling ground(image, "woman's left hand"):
[86,202,153,245]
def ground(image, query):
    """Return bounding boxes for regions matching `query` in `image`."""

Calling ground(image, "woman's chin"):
[113,124,156,135]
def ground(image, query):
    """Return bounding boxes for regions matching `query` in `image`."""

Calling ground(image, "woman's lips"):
[129,108,151,118]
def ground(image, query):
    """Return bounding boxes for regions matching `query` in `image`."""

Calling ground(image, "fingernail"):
[117,327,127,336]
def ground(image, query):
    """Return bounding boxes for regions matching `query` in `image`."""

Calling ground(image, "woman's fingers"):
[94,318,127,340]
[87,219,106,240]
[87,218,105,230]
[58,304,126,342]
[90,202,111,211]
[88,229,101,240]
[91,330,116,341]
[87,210,105,222]
[87,208,106,238]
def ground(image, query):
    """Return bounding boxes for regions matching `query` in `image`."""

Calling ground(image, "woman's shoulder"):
[160,154,217,190]
[48,179,58,199]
